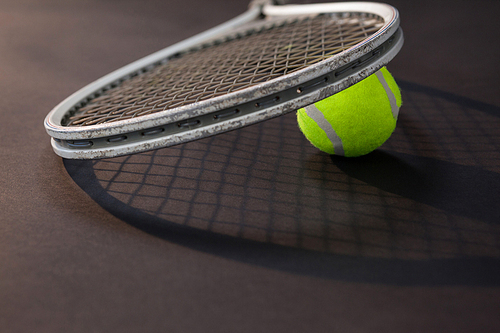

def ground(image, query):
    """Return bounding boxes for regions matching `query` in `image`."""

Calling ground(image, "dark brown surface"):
[1,0,500,332]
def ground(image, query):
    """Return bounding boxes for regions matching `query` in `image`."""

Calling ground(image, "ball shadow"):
[331,150,500,224]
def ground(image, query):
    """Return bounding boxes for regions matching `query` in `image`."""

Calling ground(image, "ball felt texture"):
[297,67,402,157]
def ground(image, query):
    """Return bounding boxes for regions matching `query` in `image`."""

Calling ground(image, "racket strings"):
[66,13,384,127]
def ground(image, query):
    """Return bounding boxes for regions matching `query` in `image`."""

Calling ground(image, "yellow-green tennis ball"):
[297,67,402,157]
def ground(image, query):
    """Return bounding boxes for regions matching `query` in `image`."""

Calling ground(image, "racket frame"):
[44,1,403,159]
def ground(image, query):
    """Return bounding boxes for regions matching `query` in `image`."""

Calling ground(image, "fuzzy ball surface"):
[297,67,402,157]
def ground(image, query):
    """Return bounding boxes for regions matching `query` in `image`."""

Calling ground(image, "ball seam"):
[303,104,344,156]
[375,70,399,119]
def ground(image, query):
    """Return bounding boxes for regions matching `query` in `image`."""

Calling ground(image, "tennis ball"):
[297,67,401,157]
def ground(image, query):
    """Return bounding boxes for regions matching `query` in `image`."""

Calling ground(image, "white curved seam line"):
[304,104,344,156]
[375,70,399,119]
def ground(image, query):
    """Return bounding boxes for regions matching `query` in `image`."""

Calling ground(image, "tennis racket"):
[44,1,403,159]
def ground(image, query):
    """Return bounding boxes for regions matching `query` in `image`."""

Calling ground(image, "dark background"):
[1,0,499,332]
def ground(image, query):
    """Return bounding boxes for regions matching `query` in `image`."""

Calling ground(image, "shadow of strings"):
[83,81,500,260]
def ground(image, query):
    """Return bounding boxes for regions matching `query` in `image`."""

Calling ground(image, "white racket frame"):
[44,2,403,159]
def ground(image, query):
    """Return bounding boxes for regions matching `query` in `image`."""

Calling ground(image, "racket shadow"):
[63,153,500,286]
[63,80,500,286]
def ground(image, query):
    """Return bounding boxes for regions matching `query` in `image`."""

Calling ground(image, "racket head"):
[44,1,403,159]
